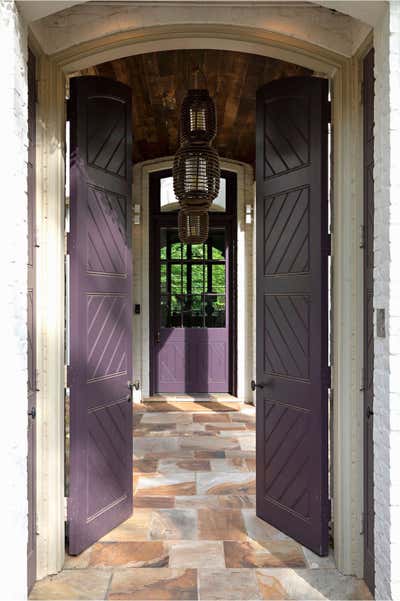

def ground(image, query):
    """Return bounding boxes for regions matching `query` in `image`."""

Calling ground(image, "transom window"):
[160,176,226,212]
[160,227,226,328]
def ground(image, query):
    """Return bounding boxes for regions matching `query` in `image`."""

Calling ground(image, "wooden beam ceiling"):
[81,49,311,166]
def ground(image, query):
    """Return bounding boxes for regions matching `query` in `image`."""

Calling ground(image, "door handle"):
[366,407,374,419]
[251,380,264,391]
[155,331,160,344]
[127,380,140,403]
[28,407,36,419]
[127,381,133,403]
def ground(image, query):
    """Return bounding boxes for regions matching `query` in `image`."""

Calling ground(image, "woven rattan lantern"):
[173,68,220,244]
[178,208,209,245]
[180,89,216,143]
[173,143,220,209]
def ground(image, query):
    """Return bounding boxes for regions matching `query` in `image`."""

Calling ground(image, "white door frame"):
[34,23,365,580]
[131,157,254,403]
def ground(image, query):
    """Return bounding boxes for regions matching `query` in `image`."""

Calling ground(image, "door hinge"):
[327,101,332,124]
[327,233,332,256]
[66,97,71,122]
[359,224,366,249]
[66,232,72,255]
[328,498,332,522]
[360,367,365,392]
[326,365,332,389]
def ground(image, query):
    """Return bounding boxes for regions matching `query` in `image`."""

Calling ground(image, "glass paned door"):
[159,228,226,329]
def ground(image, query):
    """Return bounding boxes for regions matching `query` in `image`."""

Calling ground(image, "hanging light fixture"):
[173,67,220,244]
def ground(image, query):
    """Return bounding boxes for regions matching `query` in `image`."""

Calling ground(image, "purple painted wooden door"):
[363,48,375,594]
[27,47,37,592]
[153,223,231,394]
[255,77,329,555]
[68,77,133,555]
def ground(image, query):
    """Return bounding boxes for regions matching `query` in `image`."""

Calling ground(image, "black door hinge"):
[325,366,332,389]
[66,98,71,122]
[328,498,332,522]
[327,233,332,256]
[327,101,332,124]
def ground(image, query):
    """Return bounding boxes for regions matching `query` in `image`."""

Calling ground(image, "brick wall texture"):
[0,1,28,599]
[374,2,400,600]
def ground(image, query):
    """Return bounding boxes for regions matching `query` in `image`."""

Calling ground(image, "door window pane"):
[210,230,225,260]
[183,295,204,328]
[160,263,167,293]
[205,295,226,327]
[191,264,205,293]
[191,243,205,260]
[170,264,182,294]
[212,264,225,293]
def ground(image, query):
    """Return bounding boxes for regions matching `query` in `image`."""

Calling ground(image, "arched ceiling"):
[80,49,311,166]
[26,1,373,58]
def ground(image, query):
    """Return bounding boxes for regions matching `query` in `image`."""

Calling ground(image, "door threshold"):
[143,393,240,403]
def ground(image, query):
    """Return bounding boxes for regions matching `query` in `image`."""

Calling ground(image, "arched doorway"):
[34,22,365,584]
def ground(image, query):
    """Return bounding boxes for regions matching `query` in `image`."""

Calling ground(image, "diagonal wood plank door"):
[68,77,133,555]
[255,76,330,555]
[363,47,375,594]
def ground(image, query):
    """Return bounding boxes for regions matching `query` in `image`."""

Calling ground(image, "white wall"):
[132,157,255,402]
[0,0,28,598]
[374,2,400,599]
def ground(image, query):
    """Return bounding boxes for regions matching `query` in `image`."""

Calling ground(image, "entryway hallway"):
[30,400,371,600]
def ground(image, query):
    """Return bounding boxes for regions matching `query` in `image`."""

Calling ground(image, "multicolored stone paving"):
[30,399,372,600]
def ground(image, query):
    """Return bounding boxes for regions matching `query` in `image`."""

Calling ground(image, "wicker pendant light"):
[173,67,220,244]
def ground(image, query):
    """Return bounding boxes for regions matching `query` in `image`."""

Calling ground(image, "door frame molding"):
[34,24,365,579]
[131,157,254,402]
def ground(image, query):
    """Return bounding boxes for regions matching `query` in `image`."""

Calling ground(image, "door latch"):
[28,407,36,419]
[127,380,140,402]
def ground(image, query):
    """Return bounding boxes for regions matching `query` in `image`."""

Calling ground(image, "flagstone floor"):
[30,400,372,600]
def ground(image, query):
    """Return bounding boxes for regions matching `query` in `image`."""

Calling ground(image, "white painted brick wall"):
[374,2,400,599]
[0,0,28,598]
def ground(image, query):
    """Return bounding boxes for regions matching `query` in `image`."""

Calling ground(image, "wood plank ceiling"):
[80,49,311,166]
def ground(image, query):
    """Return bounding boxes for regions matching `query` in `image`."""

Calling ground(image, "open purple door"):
[68,77,133,555]
[255,77,329,555]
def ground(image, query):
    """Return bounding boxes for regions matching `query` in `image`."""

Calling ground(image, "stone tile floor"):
[30,400,372,600]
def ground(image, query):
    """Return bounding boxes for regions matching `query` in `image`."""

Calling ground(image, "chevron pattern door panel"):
[363,48,375,595]
[87,187,127,276]
[256,77,329,556]
[68,77,133,555]
[264,294,310,382]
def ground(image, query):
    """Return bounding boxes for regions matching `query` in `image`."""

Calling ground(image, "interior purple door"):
[27,47,37,593]
[255,77,330,555]
[68,77,133,555]
[155,227,229,393]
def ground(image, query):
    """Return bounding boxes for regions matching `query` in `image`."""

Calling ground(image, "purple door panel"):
[157,328,229,393]
[363,48,375,595]
[68,77,133,555]
[255,77,329,556]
